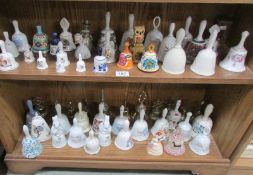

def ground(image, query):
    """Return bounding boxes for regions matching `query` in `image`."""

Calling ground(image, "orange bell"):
[117,42,133,70]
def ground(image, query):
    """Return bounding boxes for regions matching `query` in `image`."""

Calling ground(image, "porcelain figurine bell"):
[119,14,134,52]
[74,102,90,133]
[32,25,49,54]
[51,116,67,148]
[0,40,19,71]
[178,112,193,142]
[12,20,30,52]
[80,20,93,51]
[92,102,106,134]
[84,130,100,155]
[112,105,129,135]
[93,48,108,73]
[117,42,133,70]
[189,133,211,156]
[54,103,71,135]
[26,100,36,131]
[167,100,182,130]
[151,108,169,136]
[138,44,159,72]
[22,125,43,159]
[3,31,19,58]
[36,51,48,70]
[115,120,133,150]
[68,118,87,148]
[98,115,112,147]
[60,18,76,51]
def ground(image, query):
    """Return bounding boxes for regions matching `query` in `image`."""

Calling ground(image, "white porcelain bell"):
[178,112,192,142]
[68,118,87,148]
[22,125,43,159]
[56,54,66,73]
[144,16,163,52]
[102,31,116,63]
[74,38,91,60]
[93,48,108,73]
[115,120,133,150]
[189,133,211,156]
[60,17,76,51]
[119,14,134,52]
[182,16,193,48]
[84,130,100,155]
[0,40,19,71]
[56,41,70,67]
[51,116,67,148]
[26,99,36,131]
[205,24,225,52]
[92,102,106,134]
[24,43,35,63]
[74,102,90,133]
[31,112,51,142]
[131,108,149,141]
[54,103,71,135]
[219,31,250,72]
[36,51,48,70]
[147,136,163,156]
[12,20,30,52]
[162,28,186,74]
[192,104,213,137]
[76,54,86,72]
[112,105,129,135]
[191,30,218,76]
[158,23,176,62]
[3,31,19,57]
[98,115,112,147]
[167,100,182,130]
[151,108,169,136]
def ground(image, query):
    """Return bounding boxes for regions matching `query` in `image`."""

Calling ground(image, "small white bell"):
[115,120,133,151]
[0,40,19,71]
[178,112,192,142]
[84,130,100,155]
[74,102,91,133]
[36,51,48,70]
[54,103,71,135]
[24,43,35,63]
[92,102,106,134]
[93,48,108,73]
[191,30,218,76]
[76,54,86,72]
[162,28,186,74]
[51,116,67,148]
[98,115,112,147]
[56,41,70,67]
[3,31,19,58]
[131,108,149,141]
[68,118,87,148]
[151,108,169,136]
[167,100,182,130]
[12,20,30,52]
[219,31,250,72]
[182,16,193,48]
[31,112,51,142]
[102,31,116,63]
[56,54,66,73]
[189,133,211,156]
[112,105,129,135]
[59,17,76,51]
[119,14,134,52]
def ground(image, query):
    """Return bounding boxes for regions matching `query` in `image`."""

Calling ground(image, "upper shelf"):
[0,55,253,84]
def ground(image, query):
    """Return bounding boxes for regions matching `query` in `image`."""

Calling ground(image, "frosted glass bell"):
[31,112,51,142]
[151,108,169,136]
[219,31,250,72]
[36,51,48,70]
[22,125,43,159]
[68,118,87,148]
[131,108,149,141]
[178,112,192,142]
[74,37,91,60]
[54,103,71,135]
[92,102,106,134]
[98,115,112,147]
[12,20,30,52]
[189,133,211,156]
[102,31,116,63]
[167,100,182,130]
[115,120,133,151]
[112,105,129,135]
[3,31,19,57]
[51,116,67,148]
[0,40,19,71]
[24,43,35,63]
[93,48,108,73]
[74,102,90,133]
[182,16,193,48]
[60,18,76,51]
[147,135,163,156]
[84,130,100,155]
[26,100,36,131]
[164,128,185,156]
[56,41,70,67]
[119,14,134,52]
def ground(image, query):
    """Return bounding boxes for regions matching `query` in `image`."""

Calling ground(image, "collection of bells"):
[0,12,250,74]
[22,97,214,159]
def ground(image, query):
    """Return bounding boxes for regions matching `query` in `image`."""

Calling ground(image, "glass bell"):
[68,118,87,148]
[112,105,129,135]
[12,20,30,52]
[114,120,133,151]
[54,103,71,135]
[51,116,67,148]
[59,17,76,51]
[189,133,211,156]
[0,40,19,71]
[80,20,93,51]
[84,130,100,155]
[74,102,90,133]
[102,31,115,63]
[182,16,193,48]
[3,31,19,58]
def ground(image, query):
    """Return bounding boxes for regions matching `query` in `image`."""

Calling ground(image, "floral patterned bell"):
[117,41,133,70]
[32,25,49,54]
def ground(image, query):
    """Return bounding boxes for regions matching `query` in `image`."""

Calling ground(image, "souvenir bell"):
[0,40,19,71]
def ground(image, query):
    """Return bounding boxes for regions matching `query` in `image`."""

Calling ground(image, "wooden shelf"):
[5,134,230,174]
[0,55,253,84]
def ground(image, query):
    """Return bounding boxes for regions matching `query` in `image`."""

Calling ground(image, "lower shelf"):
[5,134,230,175]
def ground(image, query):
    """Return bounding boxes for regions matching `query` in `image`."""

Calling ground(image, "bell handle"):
[27,100,35,115]
[55,103,62,117]
[162,108,168,119]
[0,40,6,53]
[195,20,207,41]
[128,14,134,31]
[203,104,214,120]
[207,30,218,49]
[175,100,181,111]
[236,31,250,49]
[105,11,111,30]
[12,20,20,33]
[78,102,82,113]
[184,16,192,34]
[185,112,192,123]
[175,28,185,48]
[153,16,161,29]
[169,23,175,37]
[120,105,124,117]
[23,125,31,139]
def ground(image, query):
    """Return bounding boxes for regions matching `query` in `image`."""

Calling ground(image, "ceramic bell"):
[0,40,19,71]
[147,135,164,156]
[51,116,67,148]
[93,48,108,73]
[164,128,185,156]
[76,54,86,72]
[31,112,51,142]
[36,51,48,70]
[3,31,19,57]
[192,104,213,137]
[56,53,66,73]
[182,16,193,48]
[102,31,116,63]
[191,30,218,76]
[26,100,36,131]
[115,120,133,150]
[185,20,207,64]
[32,25,49,54]
[84,130,100,155]
[50,32,60,55]
[137,44,159,72]
[151,108,169,136]
[22,125,43,159]
[98,115,112,147]
[219,31,250,72]
[68,118,87,148]
[80,20,93,51]
[158,23,176,62]
[60,17,76,51]
[54,103,71,135]
[162,28,186,74]
[131,108,149,141]
[132,25,145,63]
[117,42,133,70]
[178,112,192,142]
[205,24,225,52]
[144,16,163,52]
[112,105,129,135]
[24,43,35,63]
[167,100,182,130]
[92,102,106,134]
[12,20,30,52]
[189,133,211,156]
[74,37,91,60]
[119,14,134,52]
[74,102,90,133]
[56,41,70,67]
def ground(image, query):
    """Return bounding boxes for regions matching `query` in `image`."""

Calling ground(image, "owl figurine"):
[131,26,145,63]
